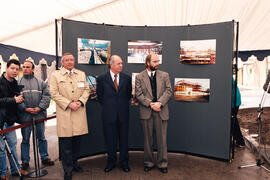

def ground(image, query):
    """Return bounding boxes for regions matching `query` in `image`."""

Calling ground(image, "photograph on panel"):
[131,73,139,106]
[174,78,210,102]
[128,40,162,64]
[180,39,216,64]
[86,75,97,100]
[78,38,111,64]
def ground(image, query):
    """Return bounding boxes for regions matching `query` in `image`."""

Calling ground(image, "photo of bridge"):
[78,38,111,64]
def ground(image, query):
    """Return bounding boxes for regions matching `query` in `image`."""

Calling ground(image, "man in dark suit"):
[97,55,132,173]
[135,53,172,173]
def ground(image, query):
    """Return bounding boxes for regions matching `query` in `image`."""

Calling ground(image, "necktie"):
[114,74,118,92]
[150,72,154,80]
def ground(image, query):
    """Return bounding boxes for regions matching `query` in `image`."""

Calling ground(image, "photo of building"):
[128,40,162,63]
[86,75,97,100]
[131,73,139,106]
[174,78,210,102]
[180,39,216,64]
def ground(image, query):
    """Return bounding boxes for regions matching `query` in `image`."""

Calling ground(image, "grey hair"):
[109,55,121,65]
[61,52,74,62]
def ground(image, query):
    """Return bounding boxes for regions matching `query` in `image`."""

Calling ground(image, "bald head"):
[110,55,121,64]
[109,55,123,74]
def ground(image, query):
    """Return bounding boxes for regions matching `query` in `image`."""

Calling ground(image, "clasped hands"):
[68,101,82,111]
[26,107,41,114]
[150,102,161,112]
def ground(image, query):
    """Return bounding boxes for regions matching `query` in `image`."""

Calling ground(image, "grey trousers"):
[141,111,168,168]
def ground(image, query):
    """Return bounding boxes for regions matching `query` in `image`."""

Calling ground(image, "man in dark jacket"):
[97,55,132,173]
[18,59,54,170]
[0,59,27,179]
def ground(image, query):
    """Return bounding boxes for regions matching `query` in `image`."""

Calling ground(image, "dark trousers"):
[103,115,129,166]
[59,136,81,173]
[232,106,245,145]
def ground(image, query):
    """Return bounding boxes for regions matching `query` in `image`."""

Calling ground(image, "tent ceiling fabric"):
[1,0,270,55]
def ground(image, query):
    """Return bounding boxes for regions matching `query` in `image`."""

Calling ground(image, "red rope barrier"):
[0,115,56,135]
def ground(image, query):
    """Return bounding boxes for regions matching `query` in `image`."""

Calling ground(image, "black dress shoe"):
[21,162,29,170]
[64,172,72,180]
[121,165,130,172]
[159,167,168,173]
[42,158,55,166]
[144,166,153,172]
[104,164,116,172]
[73,166,83,173]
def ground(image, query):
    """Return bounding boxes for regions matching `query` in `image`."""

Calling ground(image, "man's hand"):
[14,94,24,103]
[68,101,82,111]
[32,107,41,114]
[150,102,161,112]
[26,107,40,114]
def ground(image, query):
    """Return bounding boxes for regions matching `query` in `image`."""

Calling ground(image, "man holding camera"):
[0,59,27,180]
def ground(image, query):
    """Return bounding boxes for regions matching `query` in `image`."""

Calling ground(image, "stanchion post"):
[28,117,48,178]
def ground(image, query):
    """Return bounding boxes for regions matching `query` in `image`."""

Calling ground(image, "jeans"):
[0,123,21,177]
[21,121,48,163]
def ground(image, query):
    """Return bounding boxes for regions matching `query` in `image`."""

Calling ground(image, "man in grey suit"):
[135,53,172,173]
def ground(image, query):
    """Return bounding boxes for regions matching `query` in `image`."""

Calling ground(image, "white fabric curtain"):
[1,0,270,55]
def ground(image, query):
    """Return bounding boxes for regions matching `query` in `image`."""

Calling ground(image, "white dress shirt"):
[110,70,119,85]
[147,69,156,78]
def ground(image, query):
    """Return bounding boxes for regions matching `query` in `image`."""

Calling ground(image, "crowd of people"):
[0,53,172,180]
[1,52,260,180]
[0,59,55,180]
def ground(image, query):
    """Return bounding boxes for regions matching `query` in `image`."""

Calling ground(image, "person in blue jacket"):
[232,77,245,146]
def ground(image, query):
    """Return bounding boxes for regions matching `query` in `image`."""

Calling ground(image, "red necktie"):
[114,74,118,92]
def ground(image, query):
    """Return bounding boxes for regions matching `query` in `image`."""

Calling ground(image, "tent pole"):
[230,21,239,162]
[55,19,59,70]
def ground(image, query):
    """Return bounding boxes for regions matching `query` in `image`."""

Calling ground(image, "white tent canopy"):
[1,0,270,55]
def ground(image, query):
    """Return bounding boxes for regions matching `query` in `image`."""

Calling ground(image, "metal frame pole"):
[28,118,48,178]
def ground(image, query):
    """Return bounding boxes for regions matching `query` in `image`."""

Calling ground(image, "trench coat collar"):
[59,67,79,76]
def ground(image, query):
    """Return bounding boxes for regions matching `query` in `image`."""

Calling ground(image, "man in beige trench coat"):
[50,53,90,180]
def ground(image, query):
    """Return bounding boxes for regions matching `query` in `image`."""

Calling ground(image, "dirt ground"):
[238,107,270,146]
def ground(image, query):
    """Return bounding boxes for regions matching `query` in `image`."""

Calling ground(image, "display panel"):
[62,18,234,161]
